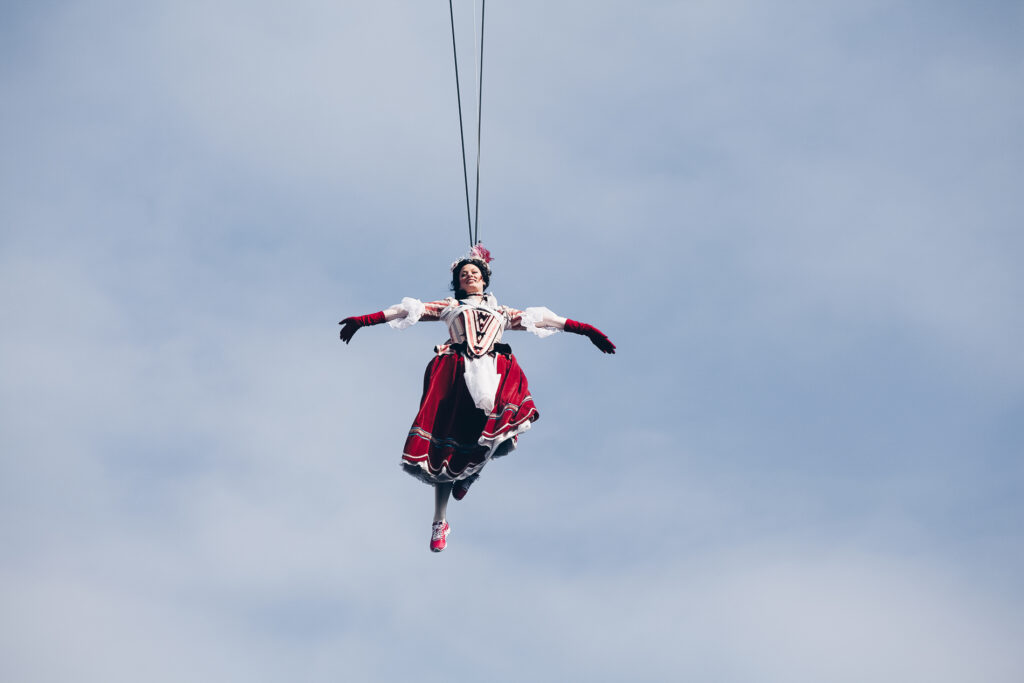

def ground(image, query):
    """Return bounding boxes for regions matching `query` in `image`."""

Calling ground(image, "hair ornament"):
[450,242,494,273]
[469,243,493,264]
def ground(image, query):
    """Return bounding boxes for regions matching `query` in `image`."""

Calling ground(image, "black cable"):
[448,0,473,248]
[472,0,486,245]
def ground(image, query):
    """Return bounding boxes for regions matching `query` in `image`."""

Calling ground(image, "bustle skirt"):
[401,351,539,485]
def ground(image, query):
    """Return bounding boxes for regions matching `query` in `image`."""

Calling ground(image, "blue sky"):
[2,1,1022,681]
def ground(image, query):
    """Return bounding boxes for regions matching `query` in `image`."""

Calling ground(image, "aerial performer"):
[338,244,616,552]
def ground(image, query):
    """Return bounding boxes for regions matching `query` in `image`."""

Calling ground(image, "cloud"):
[2,1,1022,681]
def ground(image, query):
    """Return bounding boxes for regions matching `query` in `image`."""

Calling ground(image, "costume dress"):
[385,294,559,486]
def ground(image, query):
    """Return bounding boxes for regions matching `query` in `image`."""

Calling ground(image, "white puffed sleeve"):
[520,306,562,338]
[385,297,426,330]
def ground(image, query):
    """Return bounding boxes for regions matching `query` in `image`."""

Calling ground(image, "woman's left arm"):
[506,306,616,354]
[563,319,616,354]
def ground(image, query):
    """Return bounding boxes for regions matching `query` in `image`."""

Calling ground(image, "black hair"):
[450,258,491,299]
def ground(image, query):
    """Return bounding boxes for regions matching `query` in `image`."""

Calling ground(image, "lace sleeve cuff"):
[386,297,426,330]
[521,307,561,338]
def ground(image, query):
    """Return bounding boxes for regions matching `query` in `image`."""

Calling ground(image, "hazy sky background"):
[2,1,1022,681]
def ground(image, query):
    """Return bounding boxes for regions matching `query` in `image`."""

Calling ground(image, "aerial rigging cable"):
[447,0,487,249]
[472,0,486,248]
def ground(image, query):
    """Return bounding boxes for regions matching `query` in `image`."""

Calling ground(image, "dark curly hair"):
[450,258,491,299]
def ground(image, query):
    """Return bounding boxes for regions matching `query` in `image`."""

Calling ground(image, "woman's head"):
[450,258,491,298]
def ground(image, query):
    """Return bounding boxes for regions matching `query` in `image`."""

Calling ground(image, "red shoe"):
[452,479,471,501]
[430,521,450,552]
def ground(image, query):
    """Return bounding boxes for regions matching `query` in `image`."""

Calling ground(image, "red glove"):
[564,319,616,354]
[339,311,386,343]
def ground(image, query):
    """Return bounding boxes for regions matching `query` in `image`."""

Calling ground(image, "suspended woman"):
[338,245,615,552]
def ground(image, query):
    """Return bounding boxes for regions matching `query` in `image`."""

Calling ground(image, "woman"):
[339,246,615,552]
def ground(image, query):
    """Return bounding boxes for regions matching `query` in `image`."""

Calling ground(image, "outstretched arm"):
[563,319,616,354]
[510,307,616,354]
[339,299,449,343]
[338,311,386,343]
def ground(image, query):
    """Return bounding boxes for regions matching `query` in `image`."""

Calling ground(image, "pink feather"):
[470,243,493,264]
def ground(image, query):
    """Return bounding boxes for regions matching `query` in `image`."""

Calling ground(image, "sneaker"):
[430,520,450,552]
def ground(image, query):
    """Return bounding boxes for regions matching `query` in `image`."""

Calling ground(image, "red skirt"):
[401,351,539,485]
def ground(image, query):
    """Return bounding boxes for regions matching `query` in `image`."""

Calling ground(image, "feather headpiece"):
[450,242,494,275]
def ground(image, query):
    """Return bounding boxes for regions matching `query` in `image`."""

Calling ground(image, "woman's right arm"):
[339,298,451,343]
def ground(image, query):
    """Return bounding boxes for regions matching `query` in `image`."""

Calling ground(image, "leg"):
[452,473,479,500]
[433,482,453,523]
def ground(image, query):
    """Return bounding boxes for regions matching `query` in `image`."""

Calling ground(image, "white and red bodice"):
[441,300,513,357]
[383,294,561,412]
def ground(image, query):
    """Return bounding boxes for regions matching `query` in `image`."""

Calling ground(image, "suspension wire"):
[448,0,473,248]
[472,0,481,87]
[472,0,486,245]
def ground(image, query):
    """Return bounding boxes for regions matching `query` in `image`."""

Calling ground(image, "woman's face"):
[459,263,485,294]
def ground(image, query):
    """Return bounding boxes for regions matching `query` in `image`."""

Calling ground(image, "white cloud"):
[2,1,1022,681]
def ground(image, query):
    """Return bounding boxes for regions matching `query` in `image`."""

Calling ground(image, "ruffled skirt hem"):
[401,419,532,485]
[400,351,538,486]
